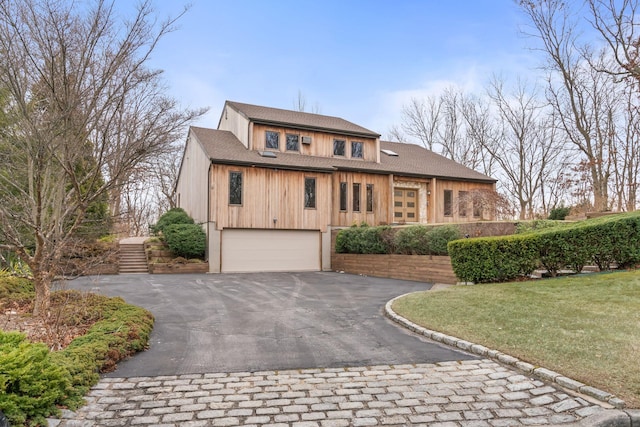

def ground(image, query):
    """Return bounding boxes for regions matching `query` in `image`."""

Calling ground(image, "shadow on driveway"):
[62,272,475,377]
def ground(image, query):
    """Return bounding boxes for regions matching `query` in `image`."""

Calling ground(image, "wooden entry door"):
[394,188,418,222]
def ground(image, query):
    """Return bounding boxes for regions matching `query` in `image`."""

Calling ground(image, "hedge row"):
[335,224,461,256]
[448,212,640,283]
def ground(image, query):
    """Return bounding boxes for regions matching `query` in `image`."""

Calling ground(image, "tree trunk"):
[32,269,52,317]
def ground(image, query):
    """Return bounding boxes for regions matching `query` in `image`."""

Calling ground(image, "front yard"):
[392,269,640,408]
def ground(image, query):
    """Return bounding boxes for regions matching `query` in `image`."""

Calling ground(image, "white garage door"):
[221,229,320,273]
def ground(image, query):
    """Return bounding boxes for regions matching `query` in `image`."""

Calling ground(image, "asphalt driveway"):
[62,272,475,377]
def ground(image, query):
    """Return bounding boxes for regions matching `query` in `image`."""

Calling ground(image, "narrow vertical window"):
[265,131,279,149]
[473,198,482,218]
[333,139,346,156]
[353,183,361,212]
[304,177,316,208]
[339,182,348,211]
[286,134,299,151]
[366,184,374,212]
[351,141,363,158]
[443,189,453,216]
[459,191,468,217]
[229,171,243,205]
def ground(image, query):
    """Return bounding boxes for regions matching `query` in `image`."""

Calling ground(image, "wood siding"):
[210,164,332,231]
[218,104,250,148]
[429,179,496,223]
[175,132,211,224]
[331,172,392,226]
[251,123,378,162]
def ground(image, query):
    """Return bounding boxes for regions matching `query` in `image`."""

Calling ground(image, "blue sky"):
[141,1,540,137]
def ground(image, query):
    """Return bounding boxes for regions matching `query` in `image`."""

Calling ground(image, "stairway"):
[119,243,149,274]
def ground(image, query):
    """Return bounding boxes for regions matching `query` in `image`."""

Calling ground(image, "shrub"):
[335,225,392,254]
[151,208,194,235]
[0,332,74,426]
[0,282,154,426]
[163,223,206,259]
[448,234,538,283]
[450,212,640,283]
[515,219,567,234]
[426,225,461,255]
[548,206,571,220]
[394,226,430,255]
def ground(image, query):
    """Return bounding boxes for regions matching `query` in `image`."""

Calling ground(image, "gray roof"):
[190,127,495,183]
[224,101,380,138]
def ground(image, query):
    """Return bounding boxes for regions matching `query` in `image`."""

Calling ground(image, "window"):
[351,141,363,158]
[229,171,243,205]
[286,134,299,151]
[459,191,468,217]
[352,183,361,212]
[444,189,453,216]
[366,184,374,212]
[473,198,482,218]
[339,182,348,211]
[304,177,316,209]
[265,131,279,149]
[333,139,346,156]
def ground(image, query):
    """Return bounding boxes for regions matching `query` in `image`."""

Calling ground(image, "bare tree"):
[485,77,563,219]
[588,0,640,83]
[386,124,407,142]
[0,0,206,316]
[400,96,442,150]
[293,90,321,113]
[520,0,615,211]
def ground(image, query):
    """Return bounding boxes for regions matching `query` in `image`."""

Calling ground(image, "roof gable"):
[224,101,380,138]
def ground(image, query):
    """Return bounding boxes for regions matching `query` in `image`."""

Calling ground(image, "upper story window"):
[339,182,348,211]
[351,141,363,159]
[304,177,316,209]
[444,189,453,216]
[333,139,346,156]
[265,131,279,149]
[473,198,482,218]
[229,171,243,205]
[286,134,299,152]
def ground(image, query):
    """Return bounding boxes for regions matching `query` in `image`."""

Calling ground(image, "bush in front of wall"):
[163,223,206,259]
[335,225,392,254]
[426,225,461,255]
[151,207,194,235]
[394,226,430,255]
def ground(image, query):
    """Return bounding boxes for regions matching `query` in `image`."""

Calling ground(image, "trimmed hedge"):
[163,223,206,259]
[449,212,640,283]
[335,224,460,256]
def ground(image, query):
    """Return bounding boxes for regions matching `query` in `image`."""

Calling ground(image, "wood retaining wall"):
[331,253,457,284]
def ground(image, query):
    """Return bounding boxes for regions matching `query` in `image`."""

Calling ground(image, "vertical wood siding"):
[251,124,378,162]
[331,172,392,226]
[210,164,332,231]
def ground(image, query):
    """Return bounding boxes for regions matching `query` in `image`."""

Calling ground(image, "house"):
[175,101,496,273]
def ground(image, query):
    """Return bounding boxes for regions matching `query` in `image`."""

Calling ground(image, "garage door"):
[221,229,320,273]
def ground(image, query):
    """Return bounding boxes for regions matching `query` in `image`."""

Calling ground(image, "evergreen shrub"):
[151,208,194,235]
[163,223,206,259]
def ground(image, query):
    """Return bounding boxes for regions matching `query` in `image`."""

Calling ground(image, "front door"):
[394,188,418,222]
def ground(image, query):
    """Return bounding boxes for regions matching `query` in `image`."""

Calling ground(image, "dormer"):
[217,101,381,163]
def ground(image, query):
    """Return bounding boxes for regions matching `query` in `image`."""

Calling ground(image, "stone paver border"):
[384,293,626,409]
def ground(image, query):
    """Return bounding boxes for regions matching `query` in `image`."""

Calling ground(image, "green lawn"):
[392,270,640,408]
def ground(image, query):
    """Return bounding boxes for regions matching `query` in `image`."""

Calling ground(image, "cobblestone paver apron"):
[56,359,605,427]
